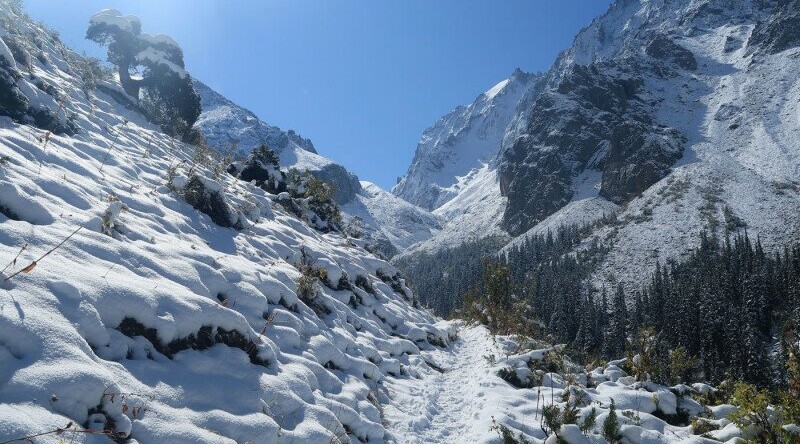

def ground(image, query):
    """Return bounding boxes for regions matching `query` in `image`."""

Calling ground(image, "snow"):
[139,32,181,49]
[393,70,541,211]
[90,9,139,33]
[385,324,521,443]
[0,36,16,68]
[343,182,441,252]
[484,78,509,100]
[398,164,508,258]
[136,47,187,79]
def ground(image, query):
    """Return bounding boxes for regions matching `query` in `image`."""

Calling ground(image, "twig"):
[99,140,117,175]
[1,243,27,274]
[4,226,83,281]
[0,421,114,444]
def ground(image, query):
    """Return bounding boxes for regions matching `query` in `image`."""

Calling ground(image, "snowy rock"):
[709,404,738,420]
[559,424,590,444]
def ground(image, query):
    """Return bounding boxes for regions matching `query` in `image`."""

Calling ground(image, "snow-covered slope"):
[193,79,439,258]
[342,182,441,257]
[0,4,453,442]
[397,164,507,257]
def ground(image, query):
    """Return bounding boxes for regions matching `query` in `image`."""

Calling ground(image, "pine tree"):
[602,400,621,444]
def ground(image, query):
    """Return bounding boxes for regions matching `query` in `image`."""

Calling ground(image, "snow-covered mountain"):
[392,69,542,212]
[193,77,440,258]
[397,0,800,292]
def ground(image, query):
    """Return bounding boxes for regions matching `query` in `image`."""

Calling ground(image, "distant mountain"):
[392,69,542,212]
[395,0,800,293]
[193,80,440,257]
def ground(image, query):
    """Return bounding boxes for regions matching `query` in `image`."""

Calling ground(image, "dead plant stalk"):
[4,226,83,281]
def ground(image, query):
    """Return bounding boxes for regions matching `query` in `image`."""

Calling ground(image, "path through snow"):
[384,324,507,444]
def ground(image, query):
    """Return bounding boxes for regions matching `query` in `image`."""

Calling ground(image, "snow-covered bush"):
[344,215,364,239]
[231,143,286,194]
[173,174,242,229]
[275,168,343,232]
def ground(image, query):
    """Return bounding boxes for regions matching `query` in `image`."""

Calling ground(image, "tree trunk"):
[117,61,142,98]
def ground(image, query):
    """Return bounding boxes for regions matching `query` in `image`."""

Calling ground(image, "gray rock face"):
[310,163,362,205]
[498,60,685,236]
[748,0,800,56]
[645,35,697,71]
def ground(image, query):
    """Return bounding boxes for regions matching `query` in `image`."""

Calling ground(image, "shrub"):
[489,418,532,444]
[181,175,240,229]
[297,268,319,302]
[235,143,286,194]
[286,169,343,232]
[345,216,364,239]
[690,418,718,436]
[252,143,279,167]
[603,400,621,444]
[728,382,780,444]
[580,407,597,433]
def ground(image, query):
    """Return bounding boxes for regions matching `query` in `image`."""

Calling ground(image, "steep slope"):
[397,164,507,256]
[193,80,440,258]
[342,182,441,258]
[0,4,452,443]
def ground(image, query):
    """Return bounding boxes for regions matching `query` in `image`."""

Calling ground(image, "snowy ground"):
[384,324,499,443]
[386,324,752,444]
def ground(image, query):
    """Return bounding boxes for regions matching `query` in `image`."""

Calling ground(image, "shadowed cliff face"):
[311,163,362,204]
[498,58,686,236]
[748,0,800,56]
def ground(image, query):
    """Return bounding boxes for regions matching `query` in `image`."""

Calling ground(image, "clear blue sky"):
[23,0,611,189]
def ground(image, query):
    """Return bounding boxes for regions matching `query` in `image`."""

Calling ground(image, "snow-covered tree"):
[86,9,200,136]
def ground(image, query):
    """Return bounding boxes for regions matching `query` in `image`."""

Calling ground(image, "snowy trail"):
[384,325,501,444]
